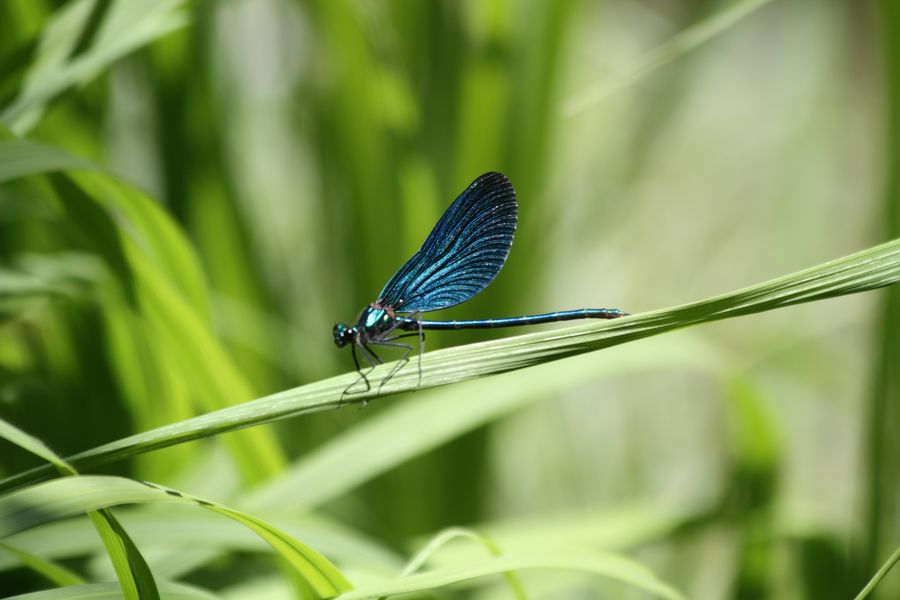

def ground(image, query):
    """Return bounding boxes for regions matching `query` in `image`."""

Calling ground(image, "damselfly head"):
[333,323,354,347]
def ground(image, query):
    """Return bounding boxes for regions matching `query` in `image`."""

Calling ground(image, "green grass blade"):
[1,0,190,133]
[1,237,898,493]
[0,510,401,580]
[87,510,160,600]
[243,335,719,511]
[0,139,96,182]
[0,418,159,600]
[120,235,284,479]
[99,390,706,586]
[398,528,527,600]
[561,0,775,116]
[0,542,85,586]
[5,581,221,600]
[422,502,708,567]
[0,138,285,481]
[333,548,684,600]
[862,0,900,589]
[855,546,900,600]
[0,139,209,313]
[0,253,102,315]
[195,503,353,597]
[0,476,354,598]
[0,417,76,476]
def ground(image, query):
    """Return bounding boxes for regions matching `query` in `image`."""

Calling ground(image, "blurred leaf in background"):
[1,0,898,599]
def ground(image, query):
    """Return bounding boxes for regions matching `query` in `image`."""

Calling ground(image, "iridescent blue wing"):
[378,172,517,314]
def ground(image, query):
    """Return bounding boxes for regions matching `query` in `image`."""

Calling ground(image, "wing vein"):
[377,172,517,314]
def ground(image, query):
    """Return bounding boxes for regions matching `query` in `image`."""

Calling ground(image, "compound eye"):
[333,323,350,347]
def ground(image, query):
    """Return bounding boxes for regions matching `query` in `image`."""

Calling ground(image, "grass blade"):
[855,546,900,600]
[0,510,401,580]
[333,548,685,600]
[0,418,158,599]
[243,335,719,511]
[0,542,85,586]
[0,475,353,598]
[397,528,527,600]
[87,510,160,600]
[1,237,898,493]
[0,138,286,481]
[1,0,190,133]
[862,0,900,590]
[5,581,220,600]
[561,0,775,116]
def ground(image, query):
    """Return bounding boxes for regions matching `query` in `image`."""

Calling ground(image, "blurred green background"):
[1,0,898,598]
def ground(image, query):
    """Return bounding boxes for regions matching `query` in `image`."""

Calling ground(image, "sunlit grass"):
[1,1,897,599]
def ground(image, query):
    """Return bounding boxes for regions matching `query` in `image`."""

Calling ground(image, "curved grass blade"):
[0,139,96,182]
[0,138,286,482]
[0,418,77,477]
[333,548,685,600]
[1,0,190,133]
[5,581,220,600]
[0,542,85,587]
[1,236,898,493]
[0,139,208,313]
[242,335,719,511]
[87,510,160,600]
[395,528,527,600]
[0,510,402,580]
[0,417,159,600]
[0,475,353,598]
[0,253,103,321]
[2,338,713,583]
[418,502,709,569]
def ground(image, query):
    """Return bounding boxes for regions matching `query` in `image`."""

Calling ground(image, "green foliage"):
[1,1,898,599]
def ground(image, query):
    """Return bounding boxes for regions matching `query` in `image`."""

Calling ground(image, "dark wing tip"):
[468,171,516,206]
[471,171,511,188]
